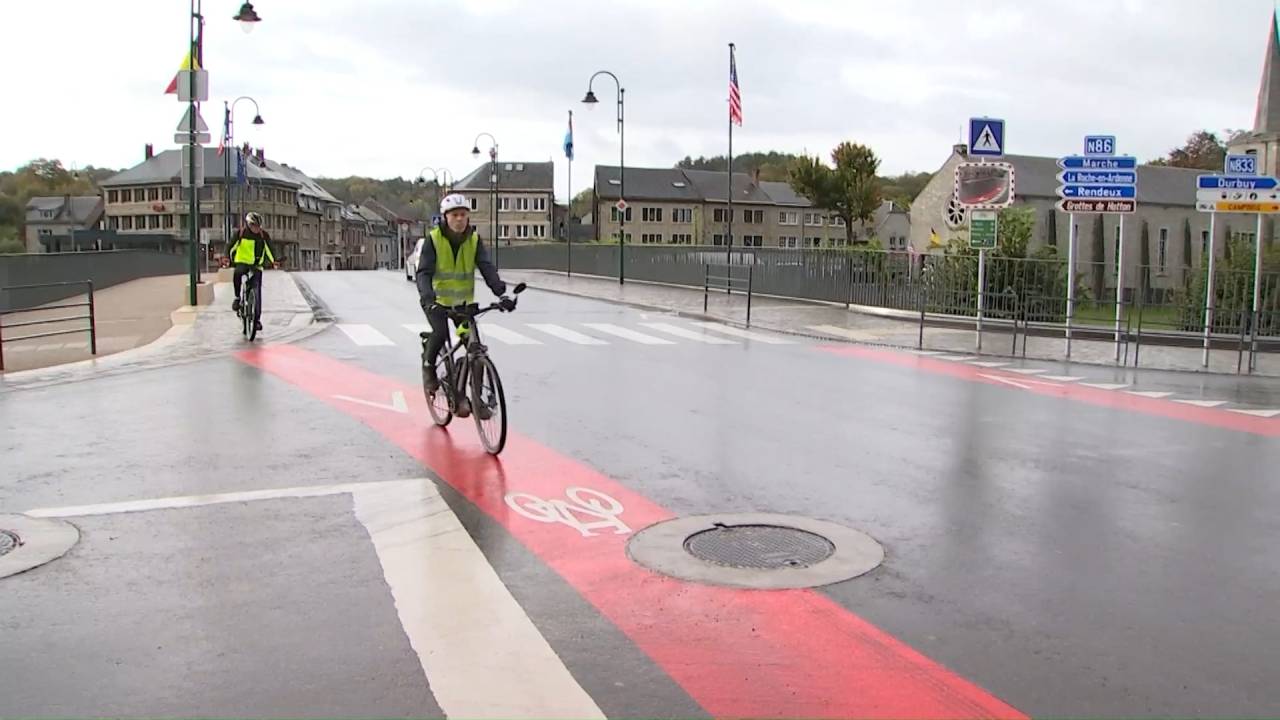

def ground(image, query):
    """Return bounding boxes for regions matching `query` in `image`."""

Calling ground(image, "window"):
[38,228,52,236]
[516,224,530,239]
[611,232,633,243]
[1158,227,1168,272]
[671,233,693,244]
[533,197,547,212]
[499,197,511,212]
[779,211,799,225]
[641,233,663,244]
[200,214,213,229]
[743,209,763,224]
[712,234,727,246]
[122,216,134,230]
[148,188,159,201]
[780,236,798,248]
[148,215,160,229]
[163,215,174,229]
[673,208,693,223]
[469,197,479,211]
[108,216,120,230]
[532,225,546,239]
[642,207,663,223]
[610,206,633,222]
[743,235,763,247]
[107,190,119,203]
[713,208,730,223]
[805,213,824,226]
[41,210,54,219]
[499,225,510,239]
[120,189,132,202]
[515,197,531,211]
[830,216,846,227]
[805,236,822,247]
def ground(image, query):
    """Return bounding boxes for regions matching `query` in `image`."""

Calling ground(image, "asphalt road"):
[2,269,1278,718]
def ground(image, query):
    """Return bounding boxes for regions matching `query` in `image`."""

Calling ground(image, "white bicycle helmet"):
[440,193,469,215]
[245,211,263,226]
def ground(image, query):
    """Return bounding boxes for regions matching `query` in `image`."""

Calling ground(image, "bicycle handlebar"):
[438,282,527,321]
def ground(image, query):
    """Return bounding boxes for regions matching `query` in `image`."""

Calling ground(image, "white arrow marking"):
[1007,367,1049,375]
[1172,399,1228,408]
[1081,382,1130,390]
[979,373,1034,390]
[333,390,408,414]
[1125,390,1175,399]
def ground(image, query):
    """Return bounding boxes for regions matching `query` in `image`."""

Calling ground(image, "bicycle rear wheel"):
[245,285,259,341]
[471,355,507,454]
[424,351,453,427]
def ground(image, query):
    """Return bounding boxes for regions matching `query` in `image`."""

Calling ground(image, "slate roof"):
[455,161,553,191]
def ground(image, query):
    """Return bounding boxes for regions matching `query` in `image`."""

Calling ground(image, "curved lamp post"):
[471,133,499,267]
[582,70,625,284]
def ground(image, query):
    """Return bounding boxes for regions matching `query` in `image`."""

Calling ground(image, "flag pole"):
[727,43,735,275]
[567,109,573,278]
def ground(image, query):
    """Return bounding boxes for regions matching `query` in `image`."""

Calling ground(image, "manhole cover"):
[628,513,884,590]
[684,524,834,569]
[0,530,17,557]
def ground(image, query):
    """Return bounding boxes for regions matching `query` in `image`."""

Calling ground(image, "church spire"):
[1253,8,1280,133]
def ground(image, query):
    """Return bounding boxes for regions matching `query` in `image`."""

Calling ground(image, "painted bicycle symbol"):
[503,487,631,537]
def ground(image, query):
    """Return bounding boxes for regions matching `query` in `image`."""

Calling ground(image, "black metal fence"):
[0,280,97,372]
[499,243,1280,368]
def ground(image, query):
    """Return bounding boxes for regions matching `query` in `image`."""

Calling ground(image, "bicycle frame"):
[435,312,491,412]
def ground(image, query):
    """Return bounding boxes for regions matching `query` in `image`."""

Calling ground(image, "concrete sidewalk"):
[506,269,1280,378]
[1,270,321,390]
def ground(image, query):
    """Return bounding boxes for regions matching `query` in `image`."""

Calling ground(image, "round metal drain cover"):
[0,530,17,557]
[628,512,884,590]
[684,524,834,569]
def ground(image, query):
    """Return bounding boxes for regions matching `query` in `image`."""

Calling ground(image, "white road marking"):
[354,481,606,720]
[1227,408,1280,418]
[1081,382,1131,390]
[503,487,631,537]
[640,322,736,344]
[910,350,947,356]
[583,323,676,345]
[1007,368,1049,375]
[527,323,609,345]
[478,323,543,345]
[27,480,606,720]
[333,390,408,414]
[980,374,1034,390]
[337,323,395,346]
[693,322,796,344]
[1125,390,1175,399]
[1172,399,1229,408]
[967,360,1010,368]
[1040,375,1085,382]
[936,355,979,362]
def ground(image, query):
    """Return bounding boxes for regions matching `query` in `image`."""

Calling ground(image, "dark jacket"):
[415,224,505,311]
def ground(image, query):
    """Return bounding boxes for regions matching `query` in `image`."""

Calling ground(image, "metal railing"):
[704,263,754,327]
[0,280,97,371]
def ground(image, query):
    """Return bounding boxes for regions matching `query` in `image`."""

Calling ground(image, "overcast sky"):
[3,0,1275,201]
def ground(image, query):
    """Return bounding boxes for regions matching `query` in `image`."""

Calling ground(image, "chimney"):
[145,143,154,160]
[953,143,968,157]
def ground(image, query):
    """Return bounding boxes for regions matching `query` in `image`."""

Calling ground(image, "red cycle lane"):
[818,345,1280,438]
[236,344,1023,720]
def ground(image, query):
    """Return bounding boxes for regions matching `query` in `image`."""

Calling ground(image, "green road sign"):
[969,210,997,249]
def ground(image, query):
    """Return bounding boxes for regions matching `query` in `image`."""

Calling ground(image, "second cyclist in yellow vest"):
[416,193,508,391]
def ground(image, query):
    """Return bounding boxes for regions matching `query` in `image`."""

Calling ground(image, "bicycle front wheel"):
[471,355,507,454]
[243,288,257,340]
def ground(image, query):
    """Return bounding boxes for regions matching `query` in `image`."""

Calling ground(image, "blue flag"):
[235,147,247,185]
[563,113,574,161]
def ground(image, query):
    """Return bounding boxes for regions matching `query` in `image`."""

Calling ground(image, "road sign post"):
[958,118,1013,352]
[969,210,997,351]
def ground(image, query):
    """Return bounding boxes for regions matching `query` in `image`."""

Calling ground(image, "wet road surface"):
[3,269,1278,718]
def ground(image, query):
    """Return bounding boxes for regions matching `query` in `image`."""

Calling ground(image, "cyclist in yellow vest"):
[229,211,275,332]
[417,193,508,392]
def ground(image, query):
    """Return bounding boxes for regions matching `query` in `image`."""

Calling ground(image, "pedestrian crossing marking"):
[527,323,608,345]
[694,322,796,344]
[476,323,542,345]
[338,323,395,346]
[641,322,736,344]
[582,323,676,345]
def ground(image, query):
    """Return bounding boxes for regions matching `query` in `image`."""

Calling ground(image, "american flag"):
[729,46,742,126]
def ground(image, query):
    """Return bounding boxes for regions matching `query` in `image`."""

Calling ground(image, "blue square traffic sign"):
[969,118,1005,158]
[1225,154,1258,175]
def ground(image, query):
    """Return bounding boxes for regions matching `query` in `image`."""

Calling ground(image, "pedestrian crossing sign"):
[969,117,1005,158]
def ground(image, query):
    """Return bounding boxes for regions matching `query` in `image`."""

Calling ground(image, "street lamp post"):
[223,96,263,262]
[471,134,499,268]
[185,0,204,305]
[414,167,453,263]
[582,71,625,284]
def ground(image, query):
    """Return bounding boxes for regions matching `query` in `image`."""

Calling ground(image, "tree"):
[1148,130,1227,170]
[570,188,592,220]
[788,142,882,244]
[676,151,803,182]
[879,171,933,210]
[0,237,25,254]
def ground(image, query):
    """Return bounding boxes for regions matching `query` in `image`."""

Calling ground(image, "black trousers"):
[232,264,262,312]
[423,305,452,370]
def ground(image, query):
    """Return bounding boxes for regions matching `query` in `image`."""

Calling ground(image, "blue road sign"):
[1058,185,1137,199]
[431,213,442,225]
[1057,170,1136,185]
[1225,154,1258,175]
[968,117,1005,157]
[1084,136,1116,155]
[1058,155,1138,170]
[1197,175,1278,190]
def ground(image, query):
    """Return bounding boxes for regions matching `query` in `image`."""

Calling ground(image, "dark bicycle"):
[237,268,262,341]
[422,282,526,454]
